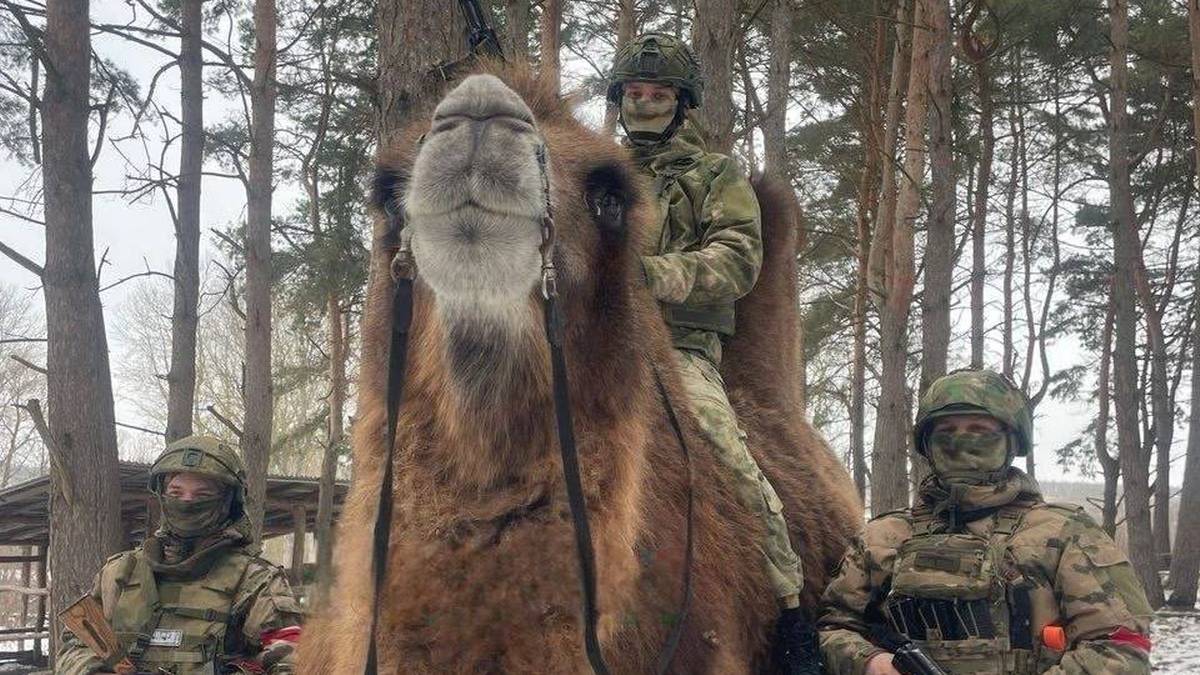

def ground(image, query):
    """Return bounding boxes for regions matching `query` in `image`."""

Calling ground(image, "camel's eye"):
[371,165,410,239]
[583,163,631,237]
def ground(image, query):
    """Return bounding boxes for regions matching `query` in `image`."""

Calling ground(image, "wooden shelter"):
[0,461,348,666]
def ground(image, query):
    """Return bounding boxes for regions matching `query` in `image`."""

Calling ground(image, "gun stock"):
[58,595,138,675]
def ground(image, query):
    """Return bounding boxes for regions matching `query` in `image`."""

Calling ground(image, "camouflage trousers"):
[674,348,803,599]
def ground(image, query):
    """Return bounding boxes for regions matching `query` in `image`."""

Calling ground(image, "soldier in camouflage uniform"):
[818,368,1153,675]
[57,435,305,674]
[607,33,817,674]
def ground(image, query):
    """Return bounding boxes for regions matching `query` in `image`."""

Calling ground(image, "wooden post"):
[20,544,31,628]
[290,505,307,586]
[35,545,46,661]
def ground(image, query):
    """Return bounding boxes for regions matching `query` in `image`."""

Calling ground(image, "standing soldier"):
[57,435,304,674]
[818,368,1153,674]
[607,33,818,674]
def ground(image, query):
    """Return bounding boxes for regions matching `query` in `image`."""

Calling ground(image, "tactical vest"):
[648,156,737,337]
[106,549,253,674]
[884,502,1062,674]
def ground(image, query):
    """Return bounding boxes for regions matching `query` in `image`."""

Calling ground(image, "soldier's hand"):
[865,652,902,675]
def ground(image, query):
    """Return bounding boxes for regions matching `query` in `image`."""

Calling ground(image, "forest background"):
[1,0,1199,668]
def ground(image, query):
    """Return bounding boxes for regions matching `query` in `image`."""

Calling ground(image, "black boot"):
[774,606,823,675]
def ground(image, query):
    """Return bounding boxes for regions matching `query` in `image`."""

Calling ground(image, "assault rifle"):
[58,595,142,675]
[458,0,504,58]
[869,623,949,675]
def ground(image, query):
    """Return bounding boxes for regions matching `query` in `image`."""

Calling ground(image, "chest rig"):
[107,550,252,674]
[884,501,1046,674]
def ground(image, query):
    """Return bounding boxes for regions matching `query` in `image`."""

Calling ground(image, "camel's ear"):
[583,161,633,240]
[371,164,410,239]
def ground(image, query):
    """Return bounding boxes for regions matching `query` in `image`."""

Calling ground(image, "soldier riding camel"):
[607,33,819,674]
[818,368,1154,674]
[57,435,305,674]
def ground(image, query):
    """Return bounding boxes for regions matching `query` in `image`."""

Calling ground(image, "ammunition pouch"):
[883,503,1045,674]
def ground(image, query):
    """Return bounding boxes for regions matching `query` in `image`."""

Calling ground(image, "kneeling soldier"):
[57,435,304,674]
[818,368,1153,674]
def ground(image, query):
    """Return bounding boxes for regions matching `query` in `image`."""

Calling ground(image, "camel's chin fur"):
[297,62,862,675]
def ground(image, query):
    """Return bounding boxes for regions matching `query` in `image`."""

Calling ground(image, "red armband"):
[261,625,302,647]
[1108,627,1151,652]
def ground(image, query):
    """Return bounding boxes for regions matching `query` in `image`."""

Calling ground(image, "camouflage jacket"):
[631,128,762,364]
[57,527,304,675]
[818,473,1152,675]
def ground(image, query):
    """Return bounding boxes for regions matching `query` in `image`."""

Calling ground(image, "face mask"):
[928,430,1009,477]
[620,93,679,145]
[160,493,232,538]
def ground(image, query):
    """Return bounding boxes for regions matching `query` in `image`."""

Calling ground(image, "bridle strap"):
[651,368,695,674]
[364,247,414,675]
[543,293,610,675]
[363,148,694,675]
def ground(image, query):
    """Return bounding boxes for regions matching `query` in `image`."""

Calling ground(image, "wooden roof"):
[0,461,349,547]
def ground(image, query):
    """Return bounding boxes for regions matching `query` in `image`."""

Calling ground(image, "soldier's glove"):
[773,606,823,675]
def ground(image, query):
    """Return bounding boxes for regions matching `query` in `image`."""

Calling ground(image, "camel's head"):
[372,66,649,403]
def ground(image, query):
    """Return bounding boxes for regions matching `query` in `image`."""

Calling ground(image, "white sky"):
[0,5,1190,486]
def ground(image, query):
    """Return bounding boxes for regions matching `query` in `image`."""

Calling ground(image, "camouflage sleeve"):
[55,571,109,675]
[818,516,907,675]
[237,561,306,674]
[1042,510,1153,675]
[640,155,762,306]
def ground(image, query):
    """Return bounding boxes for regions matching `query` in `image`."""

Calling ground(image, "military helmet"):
[913,368,1033,458]
[606,32,704,108]
[149,435,247,513]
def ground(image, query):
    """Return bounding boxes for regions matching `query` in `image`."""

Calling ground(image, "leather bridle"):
[362,140,694,675]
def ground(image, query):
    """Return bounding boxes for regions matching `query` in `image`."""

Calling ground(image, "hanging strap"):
[543,293,609,675]
[651,368,695,675]
[364,250,414,675]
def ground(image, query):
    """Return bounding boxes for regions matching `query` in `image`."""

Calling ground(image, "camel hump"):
[719,174,803,411]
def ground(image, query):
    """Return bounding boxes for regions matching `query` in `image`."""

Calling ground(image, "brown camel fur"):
[297,64,861,674]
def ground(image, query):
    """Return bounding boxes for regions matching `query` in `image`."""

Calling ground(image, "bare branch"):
[0,240,44,277]
[21,398,73,507]
[206,405,243,438]
[10,355,46,374]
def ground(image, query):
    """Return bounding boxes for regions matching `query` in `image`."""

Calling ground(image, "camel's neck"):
[401,282,650,493]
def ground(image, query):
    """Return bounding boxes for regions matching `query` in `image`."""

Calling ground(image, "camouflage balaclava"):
[914,368,1033,484]
[149,435,248,539]
[608,33,704,145]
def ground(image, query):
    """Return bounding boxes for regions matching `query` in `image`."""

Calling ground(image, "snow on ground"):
[1154,607,1200,674]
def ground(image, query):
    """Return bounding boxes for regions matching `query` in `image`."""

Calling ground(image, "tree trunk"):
[41,0,124,659]
[763,0,791,179]
[166,0,204,442]
[502,0,531,60]
[1002,53,1018,379]
[1167,0,1200,608]
[1098,284,1120,536]
[915,0,952,487]
[376,0,466,147]
[603,0,637,135]
[692,0,738,153]
[243,0,277,540]
[1134,249,1175,565]
[316,300,346,603]
[869,0,912,299]
[968,47,993,369]
[850,3,889,504]
[871,0,930,514]
[1169,266,1200,605]
[1108,0,1164,608]
[539,0,562,92]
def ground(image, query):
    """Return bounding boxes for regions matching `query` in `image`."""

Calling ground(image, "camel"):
[296,64,861,674]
